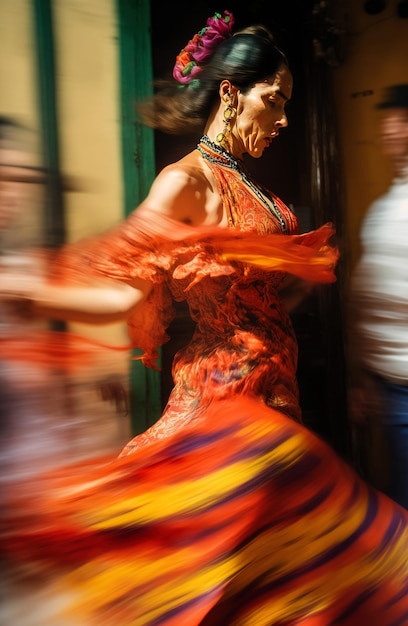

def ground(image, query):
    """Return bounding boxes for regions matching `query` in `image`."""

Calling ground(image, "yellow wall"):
[332,0,408,272]
[52,0,129,353]
[53,0,123,243]
[1,0,123,240]
[0,0,40,152]
[1,0,129,361]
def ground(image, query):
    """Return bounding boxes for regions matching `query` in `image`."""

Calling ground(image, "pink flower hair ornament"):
[173,11,235,85]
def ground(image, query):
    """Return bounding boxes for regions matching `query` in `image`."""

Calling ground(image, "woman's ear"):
[219,80,233,102]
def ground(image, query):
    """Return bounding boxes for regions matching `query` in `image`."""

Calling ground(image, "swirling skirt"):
[2,395,408,625]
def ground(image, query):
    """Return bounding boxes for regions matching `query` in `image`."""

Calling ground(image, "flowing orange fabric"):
[3,397,408,625]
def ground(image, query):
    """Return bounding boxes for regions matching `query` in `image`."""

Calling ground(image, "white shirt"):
[351,178,408,382]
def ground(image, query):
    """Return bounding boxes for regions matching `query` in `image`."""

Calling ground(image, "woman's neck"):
[198,135,243,170]
[203,118,243,160]
[197,136,288,233]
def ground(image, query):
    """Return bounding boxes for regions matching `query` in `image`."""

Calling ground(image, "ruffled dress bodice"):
[121,138,302,453]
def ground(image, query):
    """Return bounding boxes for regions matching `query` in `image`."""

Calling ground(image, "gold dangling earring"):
[216,94,236,151]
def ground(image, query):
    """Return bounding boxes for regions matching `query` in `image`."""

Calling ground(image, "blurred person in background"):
[0,116,58,480]
[349,84,408,510]
[0,117,125,485]
[0,14,408,626]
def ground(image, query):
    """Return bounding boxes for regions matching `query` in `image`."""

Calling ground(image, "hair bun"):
[173,11,235,85]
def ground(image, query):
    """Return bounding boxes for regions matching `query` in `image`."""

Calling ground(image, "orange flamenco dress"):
[2,138,408,625]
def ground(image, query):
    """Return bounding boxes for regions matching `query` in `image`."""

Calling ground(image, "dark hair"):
[137,25,289,135]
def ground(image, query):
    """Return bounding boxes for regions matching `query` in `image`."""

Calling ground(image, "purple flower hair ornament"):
[173,10,235,85]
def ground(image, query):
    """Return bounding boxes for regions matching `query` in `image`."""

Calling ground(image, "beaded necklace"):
[197,134,287,233]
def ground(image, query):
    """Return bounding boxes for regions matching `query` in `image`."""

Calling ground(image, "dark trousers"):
[378,378,408,510]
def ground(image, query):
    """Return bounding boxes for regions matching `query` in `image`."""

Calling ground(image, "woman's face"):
[379,108,408,163]
[233,65,293,159]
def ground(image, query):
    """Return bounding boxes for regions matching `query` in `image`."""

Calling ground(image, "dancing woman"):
[1,11,407,626]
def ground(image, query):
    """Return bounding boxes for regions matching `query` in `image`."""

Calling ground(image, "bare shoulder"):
[139,149,222,225]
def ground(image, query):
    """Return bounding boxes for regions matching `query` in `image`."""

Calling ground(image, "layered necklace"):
[197,134,287,233]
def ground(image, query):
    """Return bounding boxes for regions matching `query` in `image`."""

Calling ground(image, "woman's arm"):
[32,277,152,324]
[1,269,152,325]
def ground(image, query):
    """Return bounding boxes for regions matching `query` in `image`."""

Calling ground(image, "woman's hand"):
[0,253,44,301]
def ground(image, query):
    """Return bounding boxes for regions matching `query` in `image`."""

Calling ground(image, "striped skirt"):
[2,395,408,625]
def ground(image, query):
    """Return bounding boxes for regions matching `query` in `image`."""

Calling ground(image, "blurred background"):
[1,0,407,462]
